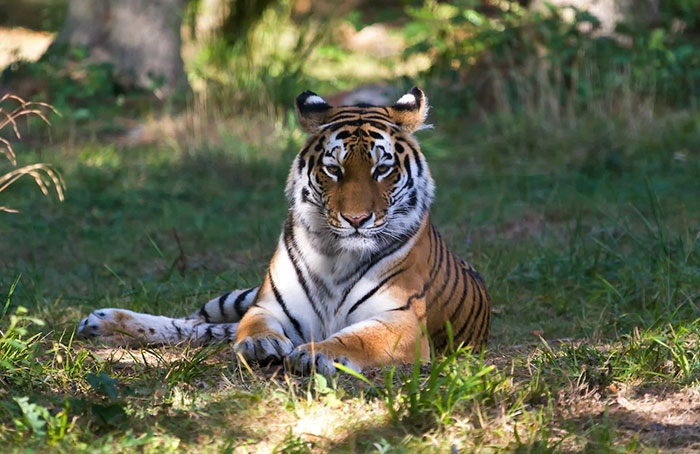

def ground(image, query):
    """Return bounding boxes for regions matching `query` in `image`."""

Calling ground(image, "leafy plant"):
[189,0,334,114]
[339,342,501,429]
[85,371,127,427]
[0,276,46,386]
[403,1,700,116]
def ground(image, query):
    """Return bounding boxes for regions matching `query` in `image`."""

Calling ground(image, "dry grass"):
[0,93,64,212]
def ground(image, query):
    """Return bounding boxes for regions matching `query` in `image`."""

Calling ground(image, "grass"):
[1,98,699,452]
[2,0,699,450]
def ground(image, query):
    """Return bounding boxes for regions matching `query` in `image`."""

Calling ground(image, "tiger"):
[77,87,491,375]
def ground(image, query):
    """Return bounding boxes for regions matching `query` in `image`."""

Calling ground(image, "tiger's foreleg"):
[286,310,428,376]
[233,304,296,365]
[77,287,259,346]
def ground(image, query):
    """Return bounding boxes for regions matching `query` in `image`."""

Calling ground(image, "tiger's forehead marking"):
[322,124,395,163]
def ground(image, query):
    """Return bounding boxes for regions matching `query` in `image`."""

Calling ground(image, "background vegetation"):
[1,0,699,452]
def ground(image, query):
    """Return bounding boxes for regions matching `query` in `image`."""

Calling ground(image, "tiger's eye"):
[324,165,342,178]
[374,164,391,176]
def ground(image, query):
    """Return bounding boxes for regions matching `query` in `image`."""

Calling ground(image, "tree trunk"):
[46,0,190,98]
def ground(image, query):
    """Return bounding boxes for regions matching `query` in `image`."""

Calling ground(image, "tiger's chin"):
[336,233,382,253]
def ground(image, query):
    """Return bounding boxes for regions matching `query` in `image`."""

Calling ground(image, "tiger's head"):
[286,87,435,254]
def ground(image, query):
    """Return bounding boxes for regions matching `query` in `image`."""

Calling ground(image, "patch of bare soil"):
[0,26,53,70]
[612,386,700,452]
[562,383,700,453]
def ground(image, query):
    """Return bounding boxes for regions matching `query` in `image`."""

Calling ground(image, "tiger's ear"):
[295,90,332,133]
[387,86,429,133]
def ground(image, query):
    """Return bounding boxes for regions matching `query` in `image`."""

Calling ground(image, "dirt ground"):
[0,26,52,70]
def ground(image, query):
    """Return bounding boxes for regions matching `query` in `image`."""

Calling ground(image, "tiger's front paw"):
[285,344,360,376]
[233,334,294,365]
[77,308,145,346]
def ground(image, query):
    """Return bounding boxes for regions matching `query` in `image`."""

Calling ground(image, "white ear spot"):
[395,93,416,106]
[305,95,328,105]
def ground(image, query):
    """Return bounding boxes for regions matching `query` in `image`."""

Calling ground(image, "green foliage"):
[391,348,498,427]
[530,320,700,393]
[11,396,73,443]
[86,371,120,400]
[272,430,314,454]
[189,0,331,114]
[0,276,46,386]
[403,1,700,116]
[339,344,502,430]
[2,56,118,119]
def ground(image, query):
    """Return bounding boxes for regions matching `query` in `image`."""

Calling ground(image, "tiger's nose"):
[341,213,371,228]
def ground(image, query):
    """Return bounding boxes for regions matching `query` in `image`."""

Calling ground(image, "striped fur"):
[77,87,490,375]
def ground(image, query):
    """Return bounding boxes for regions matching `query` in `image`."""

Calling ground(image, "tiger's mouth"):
[328,221,387,238]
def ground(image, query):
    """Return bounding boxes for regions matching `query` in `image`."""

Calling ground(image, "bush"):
[402,1,700,116]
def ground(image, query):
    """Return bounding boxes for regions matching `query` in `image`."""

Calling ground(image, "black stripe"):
[284,217,325,324]
[304,154,325,199]
[375,319,400,337]
[394,155,415,197]
[432,246,454,303]
[333,223,420,314]
[407,144,423,177]
[391,280,429,312]
[456,273,484,343]
[329,114,361,122]
[441,254,461,306]
[427,224,437,263]
[205,325,214,342]
[328,120,356,132]
[431,232,446,280]
[233,287,256,317]
[335,336,347,347]
[307,155,315,181]
[352,333,367,351]
[335,130,352,140]
[199,305,211,323]
[390,225,437,313]
[171,320,183,339]
[329,108,372,116]
[447,267,470,321]
[368,130,384,140]
[435,267,469,344]
[407,189,417,209]
[218,292,232,318]
[269,273,304,340]
[325,119,391,133]
[452,272,478,342]
[471,310,488,347]
[347,267,407,315]
[314,137,326,151]
[381,255,409,280]
[363,115,393,122]
[328,109,392,121]
[468,274,490,345]
[334,228,407,286]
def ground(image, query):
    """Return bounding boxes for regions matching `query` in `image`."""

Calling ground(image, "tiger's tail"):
[76,287,259,346]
